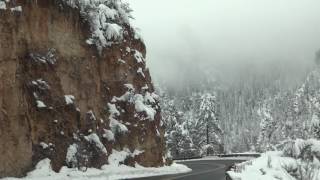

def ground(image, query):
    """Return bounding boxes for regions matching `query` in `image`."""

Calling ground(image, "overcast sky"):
[130,0,320,85]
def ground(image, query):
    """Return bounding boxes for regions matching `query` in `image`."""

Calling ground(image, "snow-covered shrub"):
[61,0,140,54]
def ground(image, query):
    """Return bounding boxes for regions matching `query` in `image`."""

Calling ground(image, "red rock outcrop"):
[0,0,165,177]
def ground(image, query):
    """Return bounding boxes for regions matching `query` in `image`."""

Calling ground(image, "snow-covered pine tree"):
[292,64,320,139]
[257,99,277,152]
[160,92,196,159]
[195,92,223,156]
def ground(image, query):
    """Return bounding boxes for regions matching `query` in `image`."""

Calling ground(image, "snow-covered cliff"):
[0,0,165,177]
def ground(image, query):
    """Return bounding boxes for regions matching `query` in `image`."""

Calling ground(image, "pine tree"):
[160,92,196,159]
[195,92,223,155]
[257,99,277,152]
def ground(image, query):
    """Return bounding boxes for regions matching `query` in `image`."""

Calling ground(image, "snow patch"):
[134,94,156,120]
[10,6,22,12]
[66,143,78,167]
[134,50,144,63]
[84,133,108,155]
[39,142,49,149]
[36,100,46,108]
[32,79,50,90]
[137,67,145,78]
[65,95,75,105]
[0,1,6,10]
[108,148,144,165]
[62,0,138,54]
[103,129,115,141]
[108,103,128,134]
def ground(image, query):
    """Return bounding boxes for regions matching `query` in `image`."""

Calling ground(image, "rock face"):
[0,0,165,177]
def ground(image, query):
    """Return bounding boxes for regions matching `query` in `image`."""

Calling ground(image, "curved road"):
[131,159,245,180]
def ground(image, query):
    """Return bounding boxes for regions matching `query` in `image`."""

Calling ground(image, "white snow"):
[312,114,320,127]
[1,158,191,180]
[134,94,156,120]
[0,1,6,10]
[134,50,144,63]
[108,149,144,165]
[105,23,123,40]
[108,103,120,117]
[65,95,75,105]
[110,87,157,121]
[87,110,97,121]
[66,144,78,167]
[36,100,46,108]
[111,91,132,102]
[137,68,145,78]
[10,6,22,12]
[103,129,115,141]
[144,92,156,104]
[84,133,108,154]
[110,118,128,134]
[124,84,134,90]
[39,142,49,149]
[228,151,296,180]
[32,79,50,90]
[108,149,130,165]
[117,59,126,64]
[108,103,128,134]
[141,84,149,90]
[62,0,140,54]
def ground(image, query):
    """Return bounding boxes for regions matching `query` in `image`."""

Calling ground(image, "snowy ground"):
[227,151,320,180]
[1,159,191,180]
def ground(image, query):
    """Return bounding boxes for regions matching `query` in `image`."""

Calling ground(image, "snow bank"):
[108,148,143,165]
[228,152,296,180]
[228,150,320,180]
[1,159,191,180]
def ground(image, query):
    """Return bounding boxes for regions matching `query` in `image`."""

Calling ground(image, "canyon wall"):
[0,0,165,177]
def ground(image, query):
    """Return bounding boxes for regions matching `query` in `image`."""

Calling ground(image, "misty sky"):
[130,0,320,86]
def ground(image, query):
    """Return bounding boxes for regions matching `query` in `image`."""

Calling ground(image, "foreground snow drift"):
[2,159,191,180]
[228,152,296,180]
[228,151,320,180]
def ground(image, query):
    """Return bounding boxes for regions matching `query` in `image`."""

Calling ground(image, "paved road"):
[130,159,245,180]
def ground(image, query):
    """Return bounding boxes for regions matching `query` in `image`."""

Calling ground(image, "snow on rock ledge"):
[62,0,139,53]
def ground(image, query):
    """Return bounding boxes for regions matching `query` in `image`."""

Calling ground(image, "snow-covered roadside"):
[2,159,191,180]
[227,150,320,180]
[227,152,296,180]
